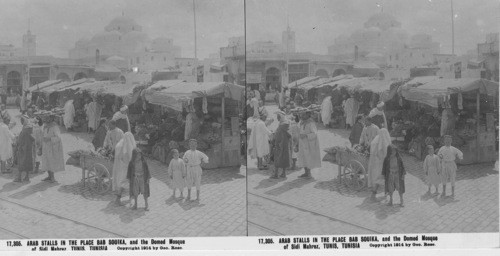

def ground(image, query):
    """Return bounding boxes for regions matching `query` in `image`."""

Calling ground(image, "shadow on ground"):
[8,181,59,200]
[355,196,402,220]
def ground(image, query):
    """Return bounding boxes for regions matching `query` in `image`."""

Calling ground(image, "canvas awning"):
[59,80,145,105]
[400,78,499,108]
[28,80,63,92]
[286,76,321,89]
[38,78,91,95]
[144,81,244,111]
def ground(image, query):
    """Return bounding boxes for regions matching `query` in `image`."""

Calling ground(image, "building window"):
[396,54,399,60]
[410,52,413,57]
[422,53,425,58]
[119,36,121,40]
[389,55,392,61]
[151,56,154,61]
[136,57,140,64]
[117,26,120,30]
[164,57,167,62]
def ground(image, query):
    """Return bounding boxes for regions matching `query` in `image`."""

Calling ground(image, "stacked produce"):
[290,104,321,114]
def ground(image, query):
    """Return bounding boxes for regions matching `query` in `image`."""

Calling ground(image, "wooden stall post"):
[221,96,225,165]
[476,90,480,163]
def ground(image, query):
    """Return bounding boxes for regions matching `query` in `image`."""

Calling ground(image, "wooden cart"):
[334,148,369,191]
[78,153,113,195]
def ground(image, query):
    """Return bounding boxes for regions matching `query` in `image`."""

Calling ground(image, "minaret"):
[22,28,36,57]
[282,25,296,53]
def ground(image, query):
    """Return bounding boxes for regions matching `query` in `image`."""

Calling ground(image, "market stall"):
[144,80,244,169]
[400,78,499,164]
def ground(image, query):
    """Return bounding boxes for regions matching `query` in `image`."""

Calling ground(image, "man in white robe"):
[343,96,360,129]
[63,99,75,131]
[368,128,391,200]
[112,132,136,206]
[248,116,272,169]
[320,95,333,127]
[368,101,388,130]
[297,111,321,178]
[85,98,102,133]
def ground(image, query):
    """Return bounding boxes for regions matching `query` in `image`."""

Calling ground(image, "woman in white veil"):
[368,128,391,200]
[112,132,137,206]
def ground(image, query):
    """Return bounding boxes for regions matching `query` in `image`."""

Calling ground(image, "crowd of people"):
[0,93,210,211]
[247,87,465,207]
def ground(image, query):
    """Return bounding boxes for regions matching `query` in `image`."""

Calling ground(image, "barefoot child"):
[437,135,463,198]
[183,139,209,201]
[423,145,441,195]
[382,145,406,206]
[168,149,186,198]
[127,149,151,210]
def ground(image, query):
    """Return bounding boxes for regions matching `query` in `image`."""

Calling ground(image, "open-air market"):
[0,0,246,238]
[246,0,498,236]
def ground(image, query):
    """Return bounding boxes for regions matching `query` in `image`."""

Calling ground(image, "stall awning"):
[144,81,244,111]
[401,78,499,108]
[39,78,91,94]
[29,80,63,92]
[286,76,321,89]
[59,80,145,105]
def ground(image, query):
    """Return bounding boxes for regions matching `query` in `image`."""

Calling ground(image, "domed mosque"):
[69,14,181,71]
[328,12,439,69]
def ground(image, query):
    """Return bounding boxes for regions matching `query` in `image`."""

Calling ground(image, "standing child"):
[423,145,441,195]
[382,145,406,206]
[127,149,151,210]
[437,135,463,198]
[168,149,186,198]
[183,139,209,201]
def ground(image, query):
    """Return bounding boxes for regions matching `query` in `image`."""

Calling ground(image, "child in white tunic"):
[183,139,209,201]
[168,149,186,198]
[423,145,441,195]
[437,135,463,198]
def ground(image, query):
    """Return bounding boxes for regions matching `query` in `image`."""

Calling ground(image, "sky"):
[0,0,244,59]
[246,0,500,55]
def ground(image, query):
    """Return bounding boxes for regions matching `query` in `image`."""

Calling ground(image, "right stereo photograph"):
[245,0,499,236]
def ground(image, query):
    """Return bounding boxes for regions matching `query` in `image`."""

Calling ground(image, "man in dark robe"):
[14,116,35,182]
[92,118,108,150]
[271,111,291,179]
[349,115,365,146]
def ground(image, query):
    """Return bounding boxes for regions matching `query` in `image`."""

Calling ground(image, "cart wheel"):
[87,163,111,195]
[345,160,367,191]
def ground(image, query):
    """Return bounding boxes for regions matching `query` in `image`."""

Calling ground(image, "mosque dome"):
[364,12,401,30]
[91,30,121,45]
[105,16,142,34]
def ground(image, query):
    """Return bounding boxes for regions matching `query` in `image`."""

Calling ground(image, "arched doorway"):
[7,71,22,95]
[378,72,385,80]
[315,69,328,78]
[332,69,346,77]
[120,76,126,84]
[56,72,70,81]
[74,72,87,80]
[265,67,281,91]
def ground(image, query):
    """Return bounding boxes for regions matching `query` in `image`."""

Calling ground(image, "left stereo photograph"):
[0,0,246,239]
